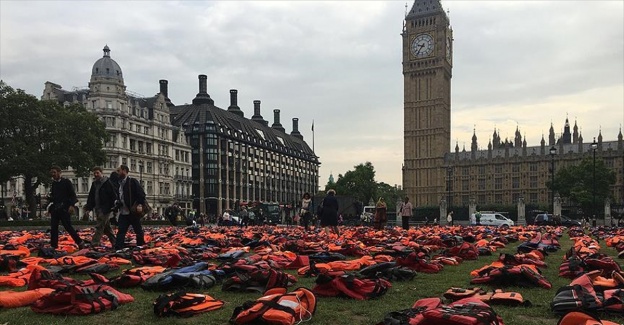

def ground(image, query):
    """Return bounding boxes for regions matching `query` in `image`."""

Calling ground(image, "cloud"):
[1,0,622,188]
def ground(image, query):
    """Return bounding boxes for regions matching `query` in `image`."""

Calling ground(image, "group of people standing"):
[48,165,146,251]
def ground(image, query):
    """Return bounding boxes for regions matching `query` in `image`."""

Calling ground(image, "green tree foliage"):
[331,162,377,204]
[0,81,109,216]
[323,162,405,208]
[376,182,405,211]
[548,156,615,216]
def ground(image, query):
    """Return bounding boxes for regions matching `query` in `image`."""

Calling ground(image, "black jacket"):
[321,194,339,219]
[119,177,146,209]
[48,178,77,212]
[84,177,118,214]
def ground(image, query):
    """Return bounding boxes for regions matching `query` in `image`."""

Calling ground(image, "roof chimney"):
[159,79,174,107]
[192,74,214,105]
[290,118,303,140]
[251,100,268,126]
[271,109,286,133]
[227,89,244,117]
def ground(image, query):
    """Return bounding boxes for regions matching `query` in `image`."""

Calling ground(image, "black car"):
[534,214,581,227]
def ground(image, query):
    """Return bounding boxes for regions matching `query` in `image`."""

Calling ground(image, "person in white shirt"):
[398,197,414,230]
[222,210,231,226]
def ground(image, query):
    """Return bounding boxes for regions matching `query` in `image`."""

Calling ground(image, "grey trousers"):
[92,210,116,246]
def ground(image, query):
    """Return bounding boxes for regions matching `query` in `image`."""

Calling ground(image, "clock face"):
[446,37,452,61]
[411,34,434,58]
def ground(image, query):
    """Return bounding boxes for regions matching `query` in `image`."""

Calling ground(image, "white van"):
[472,212,514,227]
[361,206,375,223]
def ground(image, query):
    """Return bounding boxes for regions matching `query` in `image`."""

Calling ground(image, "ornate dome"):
[91,45,124,83]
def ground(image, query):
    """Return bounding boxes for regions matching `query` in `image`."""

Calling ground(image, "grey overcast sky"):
[1,1,623,187]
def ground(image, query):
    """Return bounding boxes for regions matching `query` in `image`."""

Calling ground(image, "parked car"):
[534,214,581,227]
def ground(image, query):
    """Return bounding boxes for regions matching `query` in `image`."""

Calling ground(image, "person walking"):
[447,211,454,226]
[374,197,387,230]
[320,189,340,237]
[300,193,313,231]
[48,166,85,249]
[114,165,147,251]
[398,196,413,230]
[240,207,249,228]
[83,167,118,248]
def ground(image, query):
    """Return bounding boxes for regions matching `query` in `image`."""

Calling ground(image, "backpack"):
[230,287,317,325]
[31,284,134,315]
[154,291,224,317]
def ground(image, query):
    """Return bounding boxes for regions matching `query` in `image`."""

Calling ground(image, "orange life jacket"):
[557,310,620,325]
[231,287,317,325]
[0,288,55,308]
[153,291,224,317]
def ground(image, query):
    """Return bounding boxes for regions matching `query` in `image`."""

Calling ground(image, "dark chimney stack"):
[271,109,286,133]
[159,80,168,97]
[251,100,268,126]
[227,89,244,117]
[290,118,303,140]
[192,74,214,105]
[159,79,174,107]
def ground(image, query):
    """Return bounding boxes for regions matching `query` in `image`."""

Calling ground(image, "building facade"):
[169,75,319,217]
[402,0,453,207]
[40,46,193,217]
[401,0,623,209]
[447,120,624,208]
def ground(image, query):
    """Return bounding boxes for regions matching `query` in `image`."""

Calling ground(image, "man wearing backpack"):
[83,166,118,248]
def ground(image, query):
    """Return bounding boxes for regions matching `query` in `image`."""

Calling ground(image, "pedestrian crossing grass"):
[1,230,624,325]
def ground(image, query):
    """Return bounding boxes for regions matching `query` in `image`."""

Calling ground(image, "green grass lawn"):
[1,230,624,325]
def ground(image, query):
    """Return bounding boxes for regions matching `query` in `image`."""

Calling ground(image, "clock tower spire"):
[402,0,452,206]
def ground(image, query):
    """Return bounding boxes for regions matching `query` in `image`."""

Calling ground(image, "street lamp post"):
[549,146,557,213]
[447,166,453,209]
[591,138,598,221]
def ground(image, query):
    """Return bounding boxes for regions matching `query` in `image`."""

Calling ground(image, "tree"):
[548,156,616,217]
[326,162,377,204]
[0,81,109,217]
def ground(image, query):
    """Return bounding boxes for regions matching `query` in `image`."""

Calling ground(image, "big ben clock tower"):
[402,0,452,206]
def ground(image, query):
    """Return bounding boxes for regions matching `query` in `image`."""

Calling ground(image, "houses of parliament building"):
[401,0,623,208]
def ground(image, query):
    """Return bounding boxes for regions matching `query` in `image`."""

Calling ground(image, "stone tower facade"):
[402,0,453,206]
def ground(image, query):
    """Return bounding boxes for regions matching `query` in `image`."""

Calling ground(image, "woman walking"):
[300,193,313,231]
[320,189,340,237]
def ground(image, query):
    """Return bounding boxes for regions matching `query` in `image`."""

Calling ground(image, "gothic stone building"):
[402,0,453,206]
[169,75,319,217]
[41,46,193,217]
[401,0,623,209]
[447,120,624,209]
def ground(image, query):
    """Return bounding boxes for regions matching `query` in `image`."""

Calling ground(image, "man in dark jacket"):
[83,167,117,247]
[114,165,147,251]
[164,203,180,226]
[320,189,340,237]
[48,166,84,249]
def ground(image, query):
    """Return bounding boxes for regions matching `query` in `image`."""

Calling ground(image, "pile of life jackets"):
[551,270,624,317]
[377,296,505,325]
[0,223,568,322]
[469,252,551,289]
[559,236,621,279]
